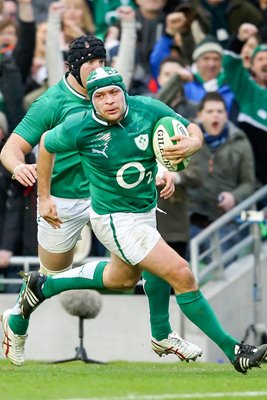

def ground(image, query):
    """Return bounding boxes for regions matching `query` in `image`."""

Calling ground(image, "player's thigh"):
[103,252,141,290]
[140,238,197,293]
[90,207,160,265]
[38,196,91,258]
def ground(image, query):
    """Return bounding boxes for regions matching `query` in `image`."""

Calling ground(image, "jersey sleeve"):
[44,122,78,153]
[14,97,59,147]
[223,50,265,116]
[223,51,254,102]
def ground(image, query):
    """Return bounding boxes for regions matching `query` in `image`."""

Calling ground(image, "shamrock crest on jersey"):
[134,134,149,151]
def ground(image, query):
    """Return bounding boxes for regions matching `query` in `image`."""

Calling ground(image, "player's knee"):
[166,261,197,291]
[39,262,73,276]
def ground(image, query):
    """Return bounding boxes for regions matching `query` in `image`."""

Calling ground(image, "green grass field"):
[0,360,267,400]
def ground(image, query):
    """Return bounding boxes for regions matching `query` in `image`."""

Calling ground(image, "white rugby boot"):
[151,331,202,362]
[1,309,27,366]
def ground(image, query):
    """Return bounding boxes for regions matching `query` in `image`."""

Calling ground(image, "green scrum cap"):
[86,66,126,100]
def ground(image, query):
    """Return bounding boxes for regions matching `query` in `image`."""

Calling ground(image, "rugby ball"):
[152,116,191,172]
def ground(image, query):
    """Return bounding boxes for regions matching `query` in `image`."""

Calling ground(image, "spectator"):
[0,19,25,131]
[198,0,263,48]
[0,0,35,132]
[131,0,167,94]
[13,0,36,86]
[24,21,48,99]
[240,31,261,69]
[0,18,17,49]
[98,0,167,95]
[0,111,37,293]
[105,5,137,90]
[90,0,135,41]
[149,1,209,77]
[44,0,95,89]
[45,1,67,87]
[187,92,256,256]
[2,0,17,23]
[183,36,239,123]
[149,55,193,95]
[44,3,136,91]
[61,0,95,47]
[104,21,120,63]
[223,23,267,186]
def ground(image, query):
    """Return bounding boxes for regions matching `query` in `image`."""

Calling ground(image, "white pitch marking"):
[57,391,267,400]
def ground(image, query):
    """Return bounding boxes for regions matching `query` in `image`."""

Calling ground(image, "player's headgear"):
[86,67,127,116]
[67,35,106,87]
[86,66,126,98]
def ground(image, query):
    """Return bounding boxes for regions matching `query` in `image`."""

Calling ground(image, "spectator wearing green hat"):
[182,36,239,123]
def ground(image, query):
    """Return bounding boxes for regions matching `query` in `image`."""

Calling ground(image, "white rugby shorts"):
[89,207,161,265]
[37,196,91,253]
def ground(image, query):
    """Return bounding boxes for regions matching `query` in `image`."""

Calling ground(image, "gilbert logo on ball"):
[152,116,191,171]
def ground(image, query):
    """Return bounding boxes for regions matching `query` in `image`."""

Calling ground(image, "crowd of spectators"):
[0,0,267,292]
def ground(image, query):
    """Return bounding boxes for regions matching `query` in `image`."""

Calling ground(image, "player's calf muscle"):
[103,264,140,290]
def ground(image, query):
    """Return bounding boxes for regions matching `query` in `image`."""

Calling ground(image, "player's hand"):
[39,197,63,229]
[12,163,37,187]
[162,135,201,165]
[157,170,175,199]
[0,250,13,268]
[217,192,235,212]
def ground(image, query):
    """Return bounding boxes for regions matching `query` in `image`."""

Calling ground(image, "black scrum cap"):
[67,35,106,86]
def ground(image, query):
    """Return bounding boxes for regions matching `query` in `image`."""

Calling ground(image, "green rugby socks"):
[8,261,108,335]
[142,271,172,340]
[8,282,29,335]
[176,290,238,361]
[41,261,107,298]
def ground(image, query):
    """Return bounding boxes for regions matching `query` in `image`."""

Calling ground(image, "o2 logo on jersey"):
[116,162,152,189]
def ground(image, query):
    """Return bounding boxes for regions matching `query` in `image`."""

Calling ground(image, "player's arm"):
[0,133,37,186]
[37,132,62,228]
[162,122,203,165]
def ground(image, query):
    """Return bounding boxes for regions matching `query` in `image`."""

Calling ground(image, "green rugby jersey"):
[45,95,190,214]
[14,74,91,198]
